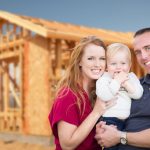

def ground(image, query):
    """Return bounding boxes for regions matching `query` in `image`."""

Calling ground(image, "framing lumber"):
[0,11,48,37]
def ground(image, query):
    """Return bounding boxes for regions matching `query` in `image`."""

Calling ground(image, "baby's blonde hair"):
[107,43,131,64]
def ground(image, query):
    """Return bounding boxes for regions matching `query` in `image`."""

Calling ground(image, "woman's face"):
[79,44,106,83]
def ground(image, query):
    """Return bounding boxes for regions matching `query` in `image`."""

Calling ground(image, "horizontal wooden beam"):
[47,30,133,48]
[0,39,24,50]
[0,51,20,60]
[0,11,48,37]
[0,111,21,117]
[0,10,133,48]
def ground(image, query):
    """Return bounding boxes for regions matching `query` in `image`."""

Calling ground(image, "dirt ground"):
[0,133,55,150]
[0,140,55,150]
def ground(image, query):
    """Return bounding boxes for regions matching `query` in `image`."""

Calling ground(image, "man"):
[95,27,150,150]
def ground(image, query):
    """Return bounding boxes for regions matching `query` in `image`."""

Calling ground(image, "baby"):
[96,43,143,150]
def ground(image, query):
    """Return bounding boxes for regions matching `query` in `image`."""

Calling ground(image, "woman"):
[49,36,110,150]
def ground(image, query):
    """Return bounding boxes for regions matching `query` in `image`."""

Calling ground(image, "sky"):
[0,0,150,32]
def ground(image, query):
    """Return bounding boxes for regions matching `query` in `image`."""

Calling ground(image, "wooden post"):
[55,39,62,79]
[3,62,9,130]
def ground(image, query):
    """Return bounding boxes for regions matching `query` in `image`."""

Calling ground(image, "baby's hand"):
[113,71,129,85]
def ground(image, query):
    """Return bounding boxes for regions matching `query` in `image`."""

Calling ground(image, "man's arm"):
[95,122,150,148]
[127,129,150,148]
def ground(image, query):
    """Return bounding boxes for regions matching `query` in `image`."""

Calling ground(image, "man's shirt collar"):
[141,74,150,84]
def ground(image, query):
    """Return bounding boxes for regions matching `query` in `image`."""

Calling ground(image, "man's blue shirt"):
[119,74,150,150]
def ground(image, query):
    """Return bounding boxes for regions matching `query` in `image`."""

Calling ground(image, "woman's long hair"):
[56,36,106,115]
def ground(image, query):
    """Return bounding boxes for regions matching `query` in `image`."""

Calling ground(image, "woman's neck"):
[82,79,95,95]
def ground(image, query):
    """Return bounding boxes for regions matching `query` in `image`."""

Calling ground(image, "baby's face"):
[107,50,131,77]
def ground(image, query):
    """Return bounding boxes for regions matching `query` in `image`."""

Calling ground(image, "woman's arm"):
[58,99,105,150]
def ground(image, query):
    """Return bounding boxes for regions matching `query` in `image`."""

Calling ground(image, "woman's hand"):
[92,97,117,116]
[92,98,106,116]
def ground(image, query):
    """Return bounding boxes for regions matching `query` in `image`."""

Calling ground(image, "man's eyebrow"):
[143,45,150,48]
[135,45,150,50]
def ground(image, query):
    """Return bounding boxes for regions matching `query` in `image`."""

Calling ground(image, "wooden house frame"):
[0,10,145,138]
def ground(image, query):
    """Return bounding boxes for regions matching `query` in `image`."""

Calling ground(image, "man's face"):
[133,32,150,74]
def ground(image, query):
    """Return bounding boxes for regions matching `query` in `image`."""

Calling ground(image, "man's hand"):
[95,121,120,148]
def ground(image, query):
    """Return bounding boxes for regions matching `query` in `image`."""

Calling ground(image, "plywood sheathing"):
[23,36,50,135]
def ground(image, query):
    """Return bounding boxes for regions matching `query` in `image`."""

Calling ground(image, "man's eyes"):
[145,46,150,51]
[135,47,150,55]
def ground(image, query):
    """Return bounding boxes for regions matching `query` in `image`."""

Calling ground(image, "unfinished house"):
[0,10,145,141]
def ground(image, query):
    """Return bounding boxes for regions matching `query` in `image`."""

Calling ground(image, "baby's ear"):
[129,62,132,71]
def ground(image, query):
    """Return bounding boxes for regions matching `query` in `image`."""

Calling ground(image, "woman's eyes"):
[100,57,106,60]
[88,57,94,60]
[87,57,106,60]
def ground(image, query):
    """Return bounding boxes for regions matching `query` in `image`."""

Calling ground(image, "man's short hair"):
[134,27,150,37]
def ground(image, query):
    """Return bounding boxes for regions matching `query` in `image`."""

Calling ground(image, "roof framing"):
[0,10,134,47]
